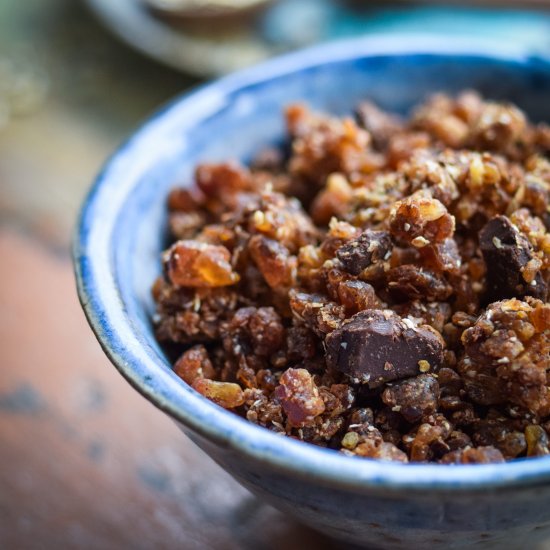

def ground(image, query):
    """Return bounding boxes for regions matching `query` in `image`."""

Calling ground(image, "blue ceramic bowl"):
[74,36,550,549]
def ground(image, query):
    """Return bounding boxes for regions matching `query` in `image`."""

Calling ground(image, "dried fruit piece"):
[389,193,455,246]
[419,239,462,274]
[471,102,526,152]
[336,279,381,315]
[289,290,345,336]
[224,306,285,358]
[174,345,215,385]
[470,415,527,459]
[192,379,245,409]
[412,92,470,148]
[286,104,378,189]
[355,100,403,149]
[310,172,353,224]
[169,211,206,240]
[167,186,203,212]
[153,279,238,344]
[440,446,505,464]
[409,422,449,462]
[353,440,408,462]
[164,240,239,288]
[248,235,296,289]
[274,368,326,427]
[248,189,318,252]
[195,162,254,214]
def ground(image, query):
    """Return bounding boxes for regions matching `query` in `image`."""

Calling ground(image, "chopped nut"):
[342,431,360,450]
[411,236,431,248]
[418,360,431,373]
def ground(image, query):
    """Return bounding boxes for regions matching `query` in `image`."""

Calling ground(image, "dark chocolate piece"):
[479,215,547,303]
[336,229,392,276]
[325,309,444,387]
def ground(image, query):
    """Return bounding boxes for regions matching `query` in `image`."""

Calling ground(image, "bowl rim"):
[74,34,550,493]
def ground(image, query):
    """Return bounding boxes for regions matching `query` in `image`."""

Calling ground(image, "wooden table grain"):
[0,230,335,549]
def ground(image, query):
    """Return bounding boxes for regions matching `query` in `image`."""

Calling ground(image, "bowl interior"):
[77,37,550,490]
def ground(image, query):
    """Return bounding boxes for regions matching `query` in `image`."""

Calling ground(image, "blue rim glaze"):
[74,35,550,493]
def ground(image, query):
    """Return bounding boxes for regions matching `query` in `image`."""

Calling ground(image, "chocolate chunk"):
[336,230,392,275]
[479,215,547,303]
[325,309,444,387]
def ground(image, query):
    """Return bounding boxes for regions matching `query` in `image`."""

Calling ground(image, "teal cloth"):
[265,1,550,57]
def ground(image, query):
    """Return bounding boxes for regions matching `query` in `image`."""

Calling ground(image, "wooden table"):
[0,1,335,547]
[2,2,549,549]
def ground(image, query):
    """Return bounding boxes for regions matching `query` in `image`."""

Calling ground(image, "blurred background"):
[1,1,549,548]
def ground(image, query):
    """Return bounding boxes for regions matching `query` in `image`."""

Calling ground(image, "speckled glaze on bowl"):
[74,36,550,549]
